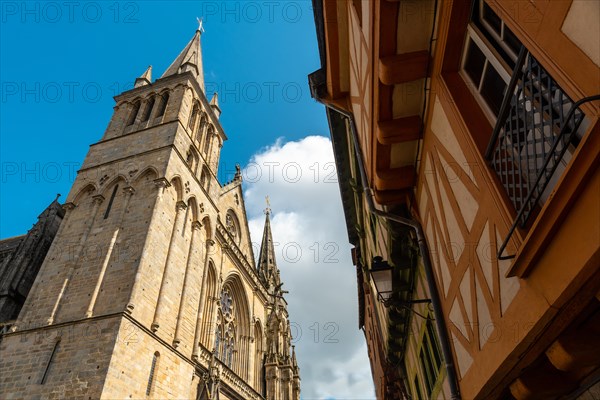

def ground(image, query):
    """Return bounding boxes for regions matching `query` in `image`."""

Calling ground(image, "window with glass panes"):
[418,318,444,397]
[461,0,521,120]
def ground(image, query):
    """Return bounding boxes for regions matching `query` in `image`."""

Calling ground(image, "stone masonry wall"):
[0,317,120,399]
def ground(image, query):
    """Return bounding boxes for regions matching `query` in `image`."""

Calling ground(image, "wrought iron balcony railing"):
[485,47,599,260]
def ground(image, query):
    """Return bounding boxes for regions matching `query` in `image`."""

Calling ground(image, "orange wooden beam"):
[379,51,430,85]
[546,311,600,372]
[374,189,411,206]
[377,116,422,145]
[375,165,415,191]
[509,359,578,400]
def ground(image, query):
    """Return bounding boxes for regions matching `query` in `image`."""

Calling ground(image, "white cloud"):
[243,136,376,399]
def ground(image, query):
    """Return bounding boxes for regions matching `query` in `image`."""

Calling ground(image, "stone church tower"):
[0,27,299,400]
[0,197,64,324]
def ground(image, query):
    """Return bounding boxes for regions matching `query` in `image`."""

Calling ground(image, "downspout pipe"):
[319,100,461,400]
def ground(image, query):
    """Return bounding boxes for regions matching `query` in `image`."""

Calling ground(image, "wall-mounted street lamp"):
[370,256,394,303]
[370,256,432,312]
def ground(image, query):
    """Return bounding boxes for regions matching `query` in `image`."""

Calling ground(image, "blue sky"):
[0,0,328,237]
[0,2,376,398]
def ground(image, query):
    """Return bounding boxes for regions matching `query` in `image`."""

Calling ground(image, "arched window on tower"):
[188,103,200,133]
[186,147,198,172]
[203,125,214,155]
[141,96,155,122]
[200,167,210,192]
[103,184,119,219]
[156,92,169,118]
[127,101,141,126]
[197,114,207,145]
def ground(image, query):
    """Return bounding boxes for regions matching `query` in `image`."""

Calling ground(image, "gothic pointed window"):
[200,167,210,191]
[214,288,235,367]
[203,126,214,155]
[127,101,141,126]
[188,103,200,133]
[103,184,119,219]
[197,114,207,144]
[186,147,198,171]
[156,92,169,118]
[141,96,155,122]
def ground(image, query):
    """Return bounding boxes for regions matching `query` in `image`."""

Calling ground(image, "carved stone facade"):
[0,27,299,400]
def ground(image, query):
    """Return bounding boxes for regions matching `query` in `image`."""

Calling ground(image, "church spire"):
[258,197,278,285]
[161,25,205,90]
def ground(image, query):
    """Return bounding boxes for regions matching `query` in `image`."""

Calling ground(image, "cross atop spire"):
[196,17,205,34]
[264,195,271,215]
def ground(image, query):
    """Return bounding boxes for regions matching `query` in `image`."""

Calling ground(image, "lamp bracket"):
[378,296,433,319]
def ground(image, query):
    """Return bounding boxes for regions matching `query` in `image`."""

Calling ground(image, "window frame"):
[414,316,444,398]
[457,0,590,261]
[477,1,520,63]
[460,24,512,125]
[439,0,598,273]
[459,1,581,218]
